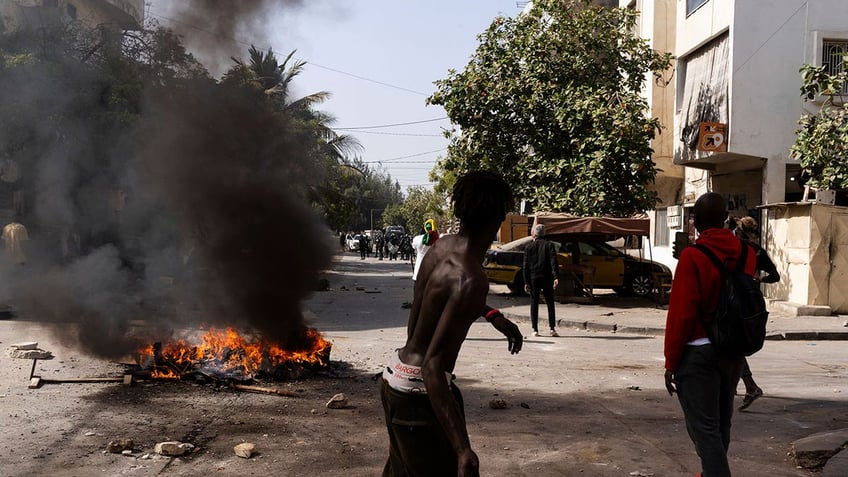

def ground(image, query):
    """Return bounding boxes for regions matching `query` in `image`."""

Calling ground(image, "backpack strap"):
[692,243,725,271]
[692,239,750,272]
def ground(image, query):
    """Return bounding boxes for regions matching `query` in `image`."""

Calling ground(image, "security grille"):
[822,40,848,94]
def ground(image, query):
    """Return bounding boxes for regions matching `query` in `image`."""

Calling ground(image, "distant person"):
[381,171,523,477]
[339,232,346,252]
[734,215,780,411]
[664,192,756,477]
[523,224,560,337]
[411,219,440,281]
[375,230,385,260]
[359,231,369,260]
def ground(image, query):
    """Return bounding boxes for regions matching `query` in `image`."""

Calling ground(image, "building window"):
[686,0,708,16]
[822,40,848,94]
[654,208,669,246]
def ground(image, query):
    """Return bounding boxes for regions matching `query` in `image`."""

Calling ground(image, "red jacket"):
[664,228,757,371]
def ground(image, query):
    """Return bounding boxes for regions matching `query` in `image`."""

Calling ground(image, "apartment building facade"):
[668,0,848,312]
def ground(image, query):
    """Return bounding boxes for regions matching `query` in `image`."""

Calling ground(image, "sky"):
[145,1,526,191]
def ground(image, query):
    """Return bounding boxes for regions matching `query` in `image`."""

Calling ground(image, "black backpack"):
[693,241,769,356]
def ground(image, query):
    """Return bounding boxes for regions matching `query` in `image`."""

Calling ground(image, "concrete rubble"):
[790,429,848,470]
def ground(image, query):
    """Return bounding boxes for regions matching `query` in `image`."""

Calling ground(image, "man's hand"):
[457,448,480,477]
[553,278,559,289]
[524,283,530,293]
[487,312,523,354]
[664,370,677,396]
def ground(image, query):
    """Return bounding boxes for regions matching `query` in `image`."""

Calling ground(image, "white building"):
[672,0,848,313]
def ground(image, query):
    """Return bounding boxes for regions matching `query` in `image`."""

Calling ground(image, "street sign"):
[698,122,727,152]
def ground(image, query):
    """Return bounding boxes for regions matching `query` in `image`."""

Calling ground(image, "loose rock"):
[327,393,349,409]
[106,439,134,453]
[154,441,194,456]
[234,442,256,459]
[489,399,508,410]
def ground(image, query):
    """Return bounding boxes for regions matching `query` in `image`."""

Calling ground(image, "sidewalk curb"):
[500,312,848,340]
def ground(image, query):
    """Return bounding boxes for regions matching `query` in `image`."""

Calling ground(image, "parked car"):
[483,235,672,297]
[346,234,362,252]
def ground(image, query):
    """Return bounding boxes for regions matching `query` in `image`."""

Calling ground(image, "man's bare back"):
[380,171,521,477]
[399,233,488,373]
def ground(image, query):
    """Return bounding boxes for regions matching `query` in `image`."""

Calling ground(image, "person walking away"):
[380,171,523,477]
[733,215,780,411]
[523,224,560,337]
[664,192,756,477]
[412,219,440,281]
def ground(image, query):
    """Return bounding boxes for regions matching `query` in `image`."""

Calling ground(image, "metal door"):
[828,214,848,312]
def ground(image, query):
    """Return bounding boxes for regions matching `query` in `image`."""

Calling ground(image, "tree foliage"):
[428,0,672,216]
[381,186,448,235]
[790,62,848,190]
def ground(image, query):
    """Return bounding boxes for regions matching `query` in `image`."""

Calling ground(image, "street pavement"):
[1,252,845,476]
[489,285,848,342]
[310,253,848,476]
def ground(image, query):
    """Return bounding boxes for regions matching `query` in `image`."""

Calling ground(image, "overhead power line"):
[336,130,443,137]
[335,117,448,130]
[145,9,428,96]
[362,147,447,164]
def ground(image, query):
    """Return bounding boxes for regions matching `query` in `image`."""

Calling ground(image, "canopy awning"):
[673,151,766,173]
[532,213,650,237]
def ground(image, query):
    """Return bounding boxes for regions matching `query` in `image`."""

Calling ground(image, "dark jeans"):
[529,276,556,331]
[675,344,743,477]
[381,380,465,477]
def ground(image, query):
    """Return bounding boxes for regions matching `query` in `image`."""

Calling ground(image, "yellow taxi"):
[483,235,672,297]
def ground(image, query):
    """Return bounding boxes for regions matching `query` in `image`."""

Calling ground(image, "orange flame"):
[138,327,332,379]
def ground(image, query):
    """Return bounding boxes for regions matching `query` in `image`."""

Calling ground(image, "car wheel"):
[628,274,653,297]
[507,273,525,295]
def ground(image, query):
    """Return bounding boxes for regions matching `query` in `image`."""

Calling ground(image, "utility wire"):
[362,148,447,163]
[145,9,429,97]
[733,1,808,74]
[335,130,444,137]
[335,117,448,130]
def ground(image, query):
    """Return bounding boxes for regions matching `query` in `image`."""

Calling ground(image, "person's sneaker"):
[532,330,540,337]
[550,329,559,337]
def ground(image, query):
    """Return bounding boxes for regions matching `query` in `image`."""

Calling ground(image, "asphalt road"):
[0,252,845,476]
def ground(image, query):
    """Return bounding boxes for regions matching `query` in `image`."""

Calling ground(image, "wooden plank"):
[123,374,134,386]
[39,377,125,384]
[231,383,298,397]
[28,377,42,389]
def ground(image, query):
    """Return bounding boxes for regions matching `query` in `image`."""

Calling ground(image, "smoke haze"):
[160,0,306,75]
[0,1,334,358]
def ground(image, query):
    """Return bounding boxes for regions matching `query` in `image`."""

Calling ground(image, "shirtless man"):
[381,171,523,477]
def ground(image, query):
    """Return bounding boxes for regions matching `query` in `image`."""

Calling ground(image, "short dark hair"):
[693,192,728,232]
[452,171,512,231]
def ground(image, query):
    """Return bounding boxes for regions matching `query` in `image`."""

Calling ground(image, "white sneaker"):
[532,331,540,337]
[550,329,559,337]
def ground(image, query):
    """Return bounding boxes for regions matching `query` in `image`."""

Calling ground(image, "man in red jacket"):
[664,192,756,477]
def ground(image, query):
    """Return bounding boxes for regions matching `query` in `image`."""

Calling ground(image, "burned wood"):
[231,383,298,397]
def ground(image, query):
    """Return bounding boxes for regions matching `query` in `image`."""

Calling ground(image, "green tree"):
[428,0,672,216]
[384,186,448,234]
[790,62,848,190]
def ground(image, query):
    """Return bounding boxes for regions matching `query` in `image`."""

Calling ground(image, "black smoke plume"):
[0,7,333,358]
[162,0,306,75]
